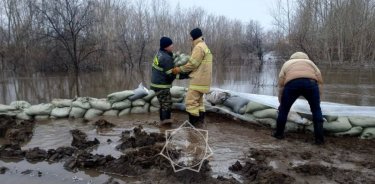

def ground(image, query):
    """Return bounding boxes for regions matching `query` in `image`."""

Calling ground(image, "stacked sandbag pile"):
[1,86,375,139]
[204,89,375,139]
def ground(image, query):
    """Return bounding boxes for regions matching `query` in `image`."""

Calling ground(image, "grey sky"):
[168,0,275,30]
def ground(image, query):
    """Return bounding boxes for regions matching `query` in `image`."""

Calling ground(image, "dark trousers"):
[155,89,172,121]
[275,78,324,142]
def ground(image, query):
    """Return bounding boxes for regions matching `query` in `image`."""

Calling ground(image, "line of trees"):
[0,0,266,74]
[273,0,375,64]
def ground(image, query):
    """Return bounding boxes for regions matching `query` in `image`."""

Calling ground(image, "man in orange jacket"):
[172,28,213,127]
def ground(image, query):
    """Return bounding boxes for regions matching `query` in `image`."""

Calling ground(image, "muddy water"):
[1,112,375,183]
[1,61,375,106]
[0,113,255,183]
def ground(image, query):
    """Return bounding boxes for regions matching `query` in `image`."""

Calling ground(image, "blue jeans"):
[275,78,324,143]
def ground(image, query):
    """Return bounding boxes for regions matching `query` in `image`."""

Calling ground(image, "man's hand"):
[172,67,181,75]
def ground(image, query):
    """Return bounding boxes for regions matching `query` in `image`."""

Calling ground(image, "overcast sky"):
[168,0,275,30]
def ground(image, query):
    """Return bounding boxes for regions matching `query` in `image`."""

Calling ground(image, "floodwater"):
[1,59,375,106]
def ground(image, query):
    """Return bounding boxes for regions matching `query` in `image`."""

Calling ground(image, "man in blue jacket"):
[151,37,188,125]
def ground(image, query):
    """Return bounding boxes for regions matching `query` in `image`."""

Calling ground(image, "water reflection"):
[1,62,375,106]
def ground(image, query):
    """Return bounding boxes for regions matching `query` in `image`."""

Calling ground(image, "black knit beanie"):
[190,28,203,40]
[160,37,173,49]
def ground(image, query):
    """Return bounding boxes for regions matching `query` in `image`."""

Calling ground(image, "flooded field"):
[1,112,374,183]
[1,61,375,106]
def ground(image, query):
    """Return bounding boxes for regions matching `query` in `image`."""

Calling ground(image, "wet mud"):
[0,113,374,183]
[0,115,35,144]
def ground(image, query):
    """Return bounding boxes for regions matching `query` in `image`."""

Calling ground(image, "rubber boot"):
[159,109,172,126]
[314,121,325,145]
[188,113,200,127]
[196,111,206,128]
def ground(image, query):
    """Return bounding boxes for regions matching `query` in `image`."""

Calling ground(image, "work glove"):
[172,67,181,75]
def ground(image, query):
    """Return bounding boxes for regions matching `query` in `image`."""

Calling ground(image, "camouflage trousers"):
[155,89,172,112]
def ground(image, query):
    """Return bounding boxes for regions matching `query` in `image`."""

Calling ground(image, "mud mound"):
[25,147,48,161]
[95,119,115,129]
[116,125,165,150]
[0,166,8,174]
[0,144,25,159]
[230,160,295,184]
[64,151,115,171]
[293,164,374,183]
[0,115,35,144]
[0,115,15,137]
[70,129,100,149]
[47,147,77,162]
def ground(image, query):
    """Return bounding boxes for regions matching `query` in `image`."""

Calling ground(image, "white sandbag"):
[50,107,71,118]
[84,109,103,120]
[238,106,246,115]
[212,105,233,115]
[172,103,186,111]
[360,127,375,139]
[10,101,31,110]
[103,110,119,116]
[172,97,184,103]
[132,99,146,107]
[246,101,271,113]
[285,122,305,132]
[128,83,149,101]
[223,96,250,113]
[72,97,91,109]
[69,107,87,118]
[118,108,131,116]
[107,90,134,103]
[253,109,278,119]
[170,86,187,98]
[257,118,277,128]
[288,111,312,125]
[130,104,149,114]
[35,115,50,121]
[143,90,156,102]
[324,115,338,122]
[51,99,73,108]
[205,90,230,105]
[151,97,160,107]
[0,111,18,116]
[149,106,159,113]
[348,116,375,128]
[16,111,32,120]
[174,53,190,66]
[89,98,111,111]
[323,117,352,133]
[0,104,17,112]
[240,113,257,122]
[25,103,54,116]
[112,100,131,110]
[333,127,363,137]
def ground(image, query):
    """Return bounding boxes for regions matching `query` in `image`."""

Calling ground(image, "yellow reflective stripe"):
[166,69,172,74]
[202,60,212,64]
[204,48,211,54]
[189,84,210,91]
[190,58,200,67]
[150,83,172,88]
[152,63,164,71]
[153,55,159,65]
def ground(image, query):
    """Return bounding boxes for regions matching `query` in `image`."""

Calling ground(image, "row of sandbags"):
[204,90,375,139]
[0,84,187,121]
